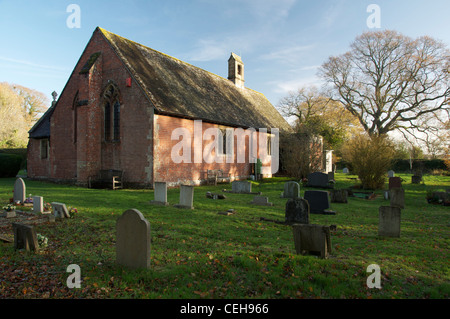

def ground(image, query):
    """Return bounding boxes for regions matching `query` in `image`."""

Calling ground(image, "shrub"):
[0,153,22,177]
[341,134,395,190]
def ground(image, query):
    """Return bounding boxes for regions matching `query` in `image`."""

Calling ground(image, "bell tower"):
[228,52,244,88]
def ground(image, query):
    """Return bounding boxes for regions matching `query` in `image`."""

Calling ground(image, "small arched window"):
[102,82,121,141]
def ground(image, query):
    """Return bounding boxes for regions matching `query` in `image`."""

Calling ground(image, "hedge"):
[0,153,22,177]
[336,159,447,173]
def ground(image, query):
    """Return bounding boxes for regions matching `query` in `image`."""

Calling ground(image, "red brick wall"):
[154,114,273,186]
[28,28,154,186]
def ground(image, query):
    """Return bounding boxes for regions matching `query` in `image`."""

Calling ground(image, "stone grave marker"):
[150,182,169,206]
[285,198,310,224]
[250,195,273,206]
[51,202,70,218]
[13,178,26,204]
[292,224,331,259]
[283,181,300,199]
[174,185,194,209]
[390,187,405,209]
[411,175,422,184]
[304,190,335,215]
[330,189,348,203]
[388,170,395,178]
[388,177,402,190]
[307,172,332,189]
[343,167,349,174]
[378,206,401,237]
[231,181,252,193]
[33,196,44,214]
[13,223,39,251]
[116,209,151,269]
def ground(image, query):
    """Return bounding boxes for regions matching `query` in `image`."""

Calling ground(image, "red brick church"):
[27,27,292,188]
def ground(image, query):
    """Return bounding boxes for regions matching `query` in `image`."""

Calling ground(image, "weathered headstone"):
[51,202,70,218]
[411,175,422,184]
[3,211,16,218]
[378,206,401,237]
[116,209,151,269]
[388,177,402,190]
[13,178,26,204]
[13,223,39,251]
[388,170,395,178]
[285,198,310,224]
[231,181,252,193]
[307,172,332,188]
[33,196,44,214]
[292,224,331,259]
[390,187,405,209]
[330,189,348,203]
[343,167,349,174]
[150,182,169,206]
[250,196,273,206]
[283,181,300,199]
[328,171,335,181]
[174,185,194,209]
[325,150,333,173]
[304,190,335,215]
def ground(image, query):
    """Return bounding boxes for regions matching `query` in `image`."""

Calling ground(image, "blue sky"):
[1,0,450,108]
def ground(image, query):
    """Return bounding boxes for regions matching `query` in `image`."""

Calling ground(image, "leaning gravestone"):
[150,182,169,206]
[285,198,310,224]
[13,178,26,204]
[283,181,300,199]
[13,223,39,251]
[250,196,273,206]
[174,185,194,209]
[51,202,70,218]
[378,206,401,237]
[388,177,402,190]
[292,224,331,259]
[116,209,151,269]
[231,181,252,193]
[304,190,335,215]
[390,187,405,209]
[330,189,348,203]
[307,172,332,189]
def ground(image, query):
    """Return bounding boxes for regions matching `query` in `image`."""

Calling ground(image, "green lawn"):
[0,173,449,299]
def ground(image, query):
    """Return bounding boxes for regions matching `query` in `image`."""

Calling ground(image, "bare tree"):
[319,30,450,142]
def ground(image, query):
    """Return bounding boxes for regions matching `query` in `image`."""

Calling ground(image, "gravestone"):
[325,150,333,173]
[378,206,401,237]
[250,196,273,206]
[292,224,331,259]
[283,181,300,199]
[343,168,349,174]
[285,198,310,224]
[116,209,151,269]
[231,181,252,193]
[388,170,395,178]
[411,175,422,184]
[206,192,226,199]
[33,196,44,214]
[13,223,39,251]
[174,185,194,209]
[13,178,26,204]
[330,189,348,203]
[328,171,335,181]
[390,187,405,209]
[304,190,335,215]
[150,182,169,206]
[51,202,70,218]
[307,172,332,188]
[388,177,402,190]
[3,211,16,218]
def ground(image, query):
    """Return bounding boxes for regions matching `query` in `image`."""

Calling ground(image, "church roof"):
[97,27,291,132]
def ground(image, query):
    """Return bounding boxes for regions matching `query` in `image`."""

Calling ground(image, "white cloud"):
[271,76,324,94]
[0,56,69,72]
[259,44,316,65]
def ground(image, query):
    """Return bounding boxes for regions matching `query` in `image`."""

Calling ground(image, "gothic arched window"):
[102,82,121,141]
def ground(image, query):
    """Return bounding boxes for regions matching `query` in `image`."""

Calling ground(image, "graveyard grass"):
[0,173,449,299]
